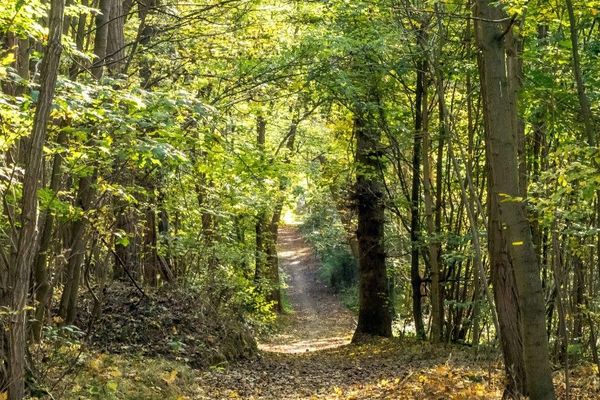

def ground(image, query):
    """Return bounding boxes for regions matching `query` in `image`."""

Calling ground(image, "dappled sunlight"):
[196,338,509,399]
[283,209,301,225]
[258,335,352,353]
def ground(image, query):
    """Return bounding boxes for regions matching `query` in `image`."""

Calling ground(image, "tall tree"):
[474,0,556,397]
[352,95,392,341]
[410,21,428,340]
[4,0,65,396]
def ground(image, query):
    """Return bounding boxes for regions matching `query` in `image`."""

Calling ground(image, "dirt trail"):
[193,226,505,399]
[258,226,356,353]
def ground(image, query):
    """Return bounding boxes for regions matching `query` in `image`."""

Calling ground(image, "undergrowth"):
[299,205,357,299]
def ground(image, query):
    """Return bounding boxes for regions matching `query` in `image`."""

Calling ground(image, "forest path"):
[191,226,506,399]
[258,225,356,353]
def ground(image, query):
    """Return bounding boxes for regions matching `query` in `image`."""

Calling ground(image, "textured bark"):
[5,0,64,396]
[475,0,556,397]
[91,0,111,79]
[352,104,392,341]
[106,0,126,75]
[488,194,526,397]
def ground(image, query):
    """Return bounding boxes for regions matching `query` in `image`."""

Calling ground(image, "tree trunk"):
[423,76,443,342]
[106,0,126,75]
[91,0,111,79]
[58,172,97,324]
[565,0,595,146]
[5,0,64,396]
[352,102,392,341]
[31,131,67,341]
[265,205,282,312]
[474,0,556,397]
[410,26,427,339]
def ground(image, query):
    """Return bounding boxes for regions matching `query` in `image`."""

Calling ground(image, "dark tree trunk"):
[352,103,392,341]
[410,35,427,339]
[91,0,111,79]
[58,172,97,324]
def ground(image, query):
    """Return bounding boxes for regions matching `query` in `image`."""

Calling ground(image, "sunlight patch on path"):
[258,335,352,353]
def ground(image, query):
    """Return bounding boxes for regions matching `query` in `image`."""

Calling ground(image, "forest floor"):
[48,226,599,399]
[191,226,507,399]
[189,226,598,399]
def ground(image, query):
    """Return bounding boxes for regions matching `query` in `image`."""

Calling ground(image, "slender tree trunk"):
[254,115,267,284]
[32,131,67,341]
[265,205,282,312]
[552,225,571,398]
[106,0,126,75]
[572,255,585,339]
[410,25,427,339]
[423,77,443,342]
[91,0,111,79]
[5,0,64,396]
[565,0,595,146]
[58,172,97,324]
[475,1,556,397]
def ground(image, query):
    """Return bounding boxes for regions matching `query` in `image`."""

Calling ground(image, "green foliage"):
[300,194,357,292]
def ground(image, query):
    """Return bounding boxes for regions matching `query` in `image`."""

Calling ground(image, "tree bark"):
[352,102,392,341]
[91,0,111,79]
[58,172,97,324]
[474,1,556,397]
[423,76,443,342]
[5,0,64,396]
[106,0,126,75]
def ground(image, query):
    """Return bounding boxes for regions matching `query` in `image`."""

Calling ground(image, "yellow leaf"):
[512,241,524,246]
[162,369,178,385]
[88,357,103,371]
[0,392,7,400]
[108,367,122,378]
[106,381,118,392]
[1,53,15,66]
